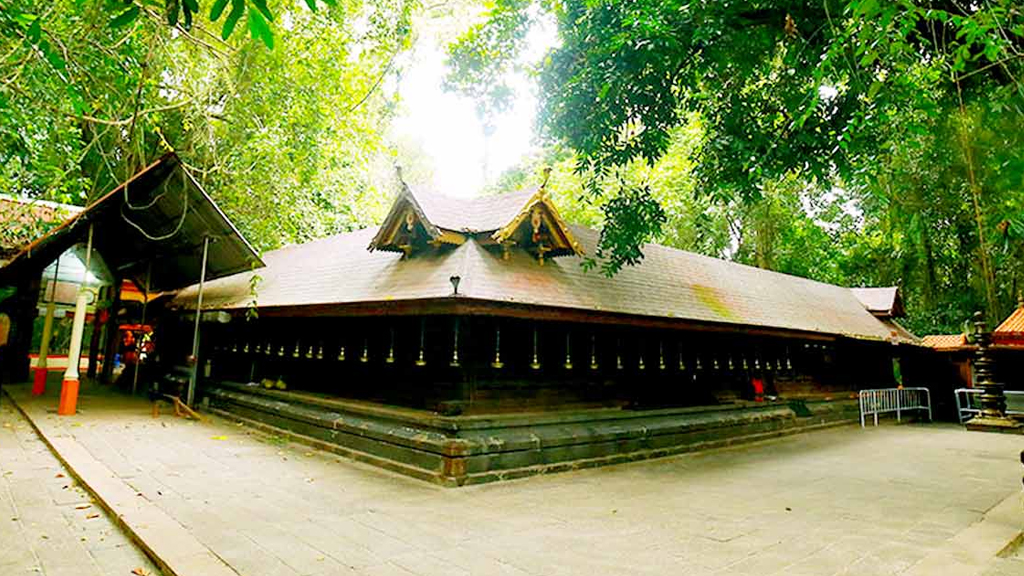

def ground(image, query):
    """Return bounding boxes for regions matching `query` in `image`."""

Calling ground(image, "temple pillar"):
[58,224,93,416]
[33,266,59,395]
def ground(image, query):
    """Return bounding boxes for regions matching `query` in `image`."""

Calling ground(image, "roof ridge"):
[270,226,377,255]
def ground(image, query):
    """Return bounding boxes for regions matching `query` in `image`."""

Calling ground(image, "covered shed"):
[0,153,262,413]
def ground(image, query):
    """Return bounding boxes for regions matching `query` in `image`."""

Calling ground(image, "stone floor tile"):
[7,384,1024,576]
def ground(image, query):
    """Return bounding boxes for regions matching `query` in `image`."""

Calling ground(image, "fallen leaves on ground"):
[86,513,100,519]
[131,568,149,576]
[75,504,91,510]
[210,435,228,440]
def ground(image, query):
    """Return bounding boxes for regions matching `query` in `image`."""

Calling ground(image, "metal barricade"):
[859,388,932,428]
[954,388,1024,425]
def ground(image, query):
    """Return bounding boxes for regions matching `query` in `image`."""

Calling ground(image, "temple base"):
[58,378,80,416]
[32,367,48,396]
[965,415,1024,434]
[202,381,860,486]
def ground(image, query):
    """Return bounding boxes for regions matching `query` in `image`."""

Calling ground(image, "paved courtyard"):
[0,399,161,576]
[3,383,1023,576]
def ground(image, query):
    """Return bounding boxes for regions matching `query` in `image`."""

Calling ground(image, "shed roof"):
[0,154,263,292]
[880,319,922,346]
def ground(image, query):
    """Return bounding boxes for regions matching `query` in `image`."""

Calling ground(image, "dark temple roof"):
[172,186,914,343]
[412,186,537,232]
[850,287,905,318]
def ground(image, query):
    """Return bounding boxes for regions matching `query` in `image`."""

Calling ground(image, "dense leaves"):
[0,0,417,252]
[450,0,1024,332]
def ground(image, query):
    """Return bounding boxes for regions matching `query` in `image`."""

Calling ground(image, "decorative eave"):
[490,188,585,259]
[368,182,443,254]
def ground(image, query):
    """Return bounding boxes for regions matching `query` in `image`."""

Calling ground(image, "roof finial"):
[540,166,552,196]
[393,163,404,184]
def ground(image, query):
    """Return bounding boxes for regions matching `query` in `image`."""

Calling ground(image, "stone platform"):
[201,381,861,486]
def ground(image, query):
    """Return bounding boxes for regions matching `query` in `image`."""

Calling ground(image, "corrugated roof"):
[173,223,904,342]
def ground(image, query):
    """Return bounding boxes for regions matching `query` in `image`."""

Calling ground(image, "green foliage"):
[91,0,340,49]
[450,0,1024,332]
[0,0,417,254]
[443,0,531,124]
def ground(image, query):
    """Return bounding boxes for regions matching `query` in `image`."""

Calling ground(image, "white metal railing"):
[859,388,932,428]
[954,388,1024,425]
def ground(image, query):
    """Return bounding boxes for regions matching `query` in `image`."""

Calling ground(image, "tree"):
[0,0,417,251]
[445,0,1024,322]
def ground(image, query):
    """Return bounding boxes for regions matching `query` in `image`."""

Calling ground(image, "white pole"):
[59,224,93,415]
[187,236,210,407]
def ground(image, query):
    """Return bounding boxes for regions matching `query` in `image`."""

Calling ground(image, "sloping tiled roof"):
[994,306,1024,335]
[993,305,1024,345]
[0,195,83,259]
[850,287,904,317]
[922,334,970,350]
[173,220,905,342]
[880,319,923,346]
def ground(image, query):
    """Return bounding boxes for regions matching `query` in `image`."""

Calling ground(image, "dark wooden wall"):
[194,314,900,414]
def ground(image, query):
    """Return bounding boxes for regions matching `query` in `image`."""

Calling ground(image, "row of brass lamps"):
[216,326,798,374]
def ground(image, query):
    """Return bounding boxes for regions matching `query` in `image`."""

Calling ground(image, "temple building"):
[169,179,923,485]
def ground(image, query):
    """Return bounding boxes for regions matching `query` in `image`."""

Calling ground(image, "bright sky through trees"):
[391,12,555,198]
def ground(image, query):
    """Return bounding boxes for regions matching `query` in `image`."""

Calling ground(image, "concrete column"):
[58,224,93,416]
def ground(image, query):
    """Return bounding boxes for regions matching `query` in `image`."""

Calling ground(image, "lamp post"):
[965,311,1022,433]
